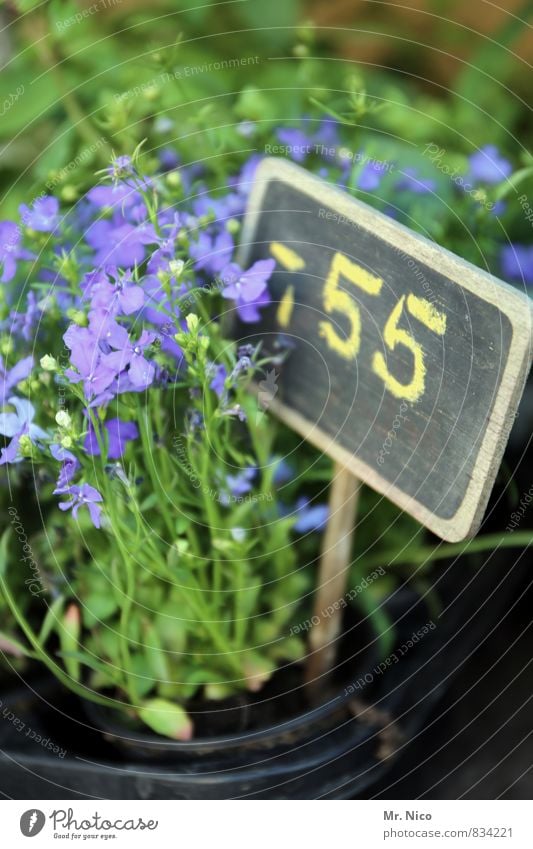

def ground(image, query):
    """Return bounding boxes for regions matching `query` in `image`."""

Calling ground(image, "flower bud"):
[66,309,87,327]
[165,171,181,189]
[55,410,71,429]
[40,354,58,372]
[18,435,33,457]
[226,218,240,235]
[143,85,160,101]
[185,313,199,333]
[292,43,309,58]
[0,337,13,356]
[60,185,78,202]
[169,259,184,278]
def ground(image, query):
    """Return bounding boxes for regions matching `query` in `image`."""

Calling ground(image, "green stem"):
[0,533,122,710]
[364,531,533,570]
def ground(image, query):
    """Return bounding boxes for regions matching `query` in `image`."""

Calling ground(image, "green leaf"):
[56,650,122,686]
[37,595,66,647]
[0,530,10,579]
[82,591,119,628]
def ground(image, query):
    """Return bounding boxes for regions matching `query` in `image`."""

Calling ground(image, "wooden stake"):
[305,463,360,695]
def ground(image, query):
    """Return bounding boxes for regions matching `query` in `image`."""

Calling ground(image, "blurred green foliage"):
[1,0,532,220]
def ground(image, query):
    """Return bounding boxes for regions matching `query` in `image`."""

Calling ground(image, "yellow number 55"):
[372,294,447,402]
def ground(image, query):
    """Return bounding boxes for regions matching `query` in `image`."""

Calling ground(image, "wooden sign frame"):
[238,157,533,542]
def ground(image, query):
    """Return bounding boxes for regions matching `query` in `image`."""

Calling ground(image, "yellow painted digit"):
[407,293,447,335]
[318,252,383,361]
[269,242,305,329]
[372,294,447,402]
[277,284,295,328]
[270,242,306,271]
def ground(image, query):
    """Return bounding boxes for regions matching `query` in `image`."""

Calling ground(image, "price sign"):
[238,158,533,542]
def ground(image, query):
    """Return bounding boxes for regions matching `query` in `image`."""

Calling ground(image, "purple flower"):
[88,267,145,317]
[0,355,33,405]
[8,291,40,341]
[220,258,274,323]
[84,417,139,459]
[189,230,234,277]
[154,320,183,362]
[87,182,140,209]
[146,216,183,275]
[221,466,256,502]
[490,200,506,217]
[276,128,313,162]
[58,483,103,528]
[314,119,340,150]
[159,147,180,171]
[356,161,385,191]
[273,458,293,485]
[219,403,247,422]
[468,145,512,185]
[209,364,228,398]
[0,397,47,465]
[104,326,156,388]
[107,155,135,185]
[501,245,533,286]
[293,496,329,533]
[396,168,435,195]
[84,219,149,268]
[228,155,262,196]
[19,196,60,232]
[0,221,31,282]
[50,443,81,494]
[64,325,116,400]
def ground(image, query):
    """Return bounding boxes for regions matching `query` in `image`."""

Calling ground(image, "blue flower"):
[0,355,33,405]
[209,364,228,398]
[84,416,139,460]
[395,168,435,195]
[220,258,274,323]
[86,182,140,210]
[50,443,81,494]
[107,155,135,185]
[0,397,47,465]
[273,457,293,485]
[276,127,313,162]
[227,467,256,495]
[220,466,257,503]
[0,221,31,282]
[189,230,234,277]
[501,244,533,286]
[58,483,103,528]
[63,325,116,400]
[293,496,329,533]
[19,196,60,232]
[84,218,150,268]
[356,161,385,191]
[468,145,512,185]
[88,267,145,317]
[8,291,40,342]
[104,326,156,388]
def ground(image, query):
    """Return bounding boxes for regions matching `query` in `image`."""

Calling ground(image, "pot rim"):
[85,678,373,754]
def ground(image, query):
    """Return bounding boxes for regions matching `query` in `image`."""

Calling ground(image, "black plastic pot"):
[0,546,526,799]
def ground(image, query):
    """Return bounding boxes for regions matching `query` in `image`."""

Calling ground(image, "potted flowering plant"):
[1,115,532,797]
[0,146,333,736]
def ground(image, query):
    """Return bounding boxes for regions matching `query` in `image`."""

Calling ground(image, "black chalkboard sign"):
[237,158,533,541]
